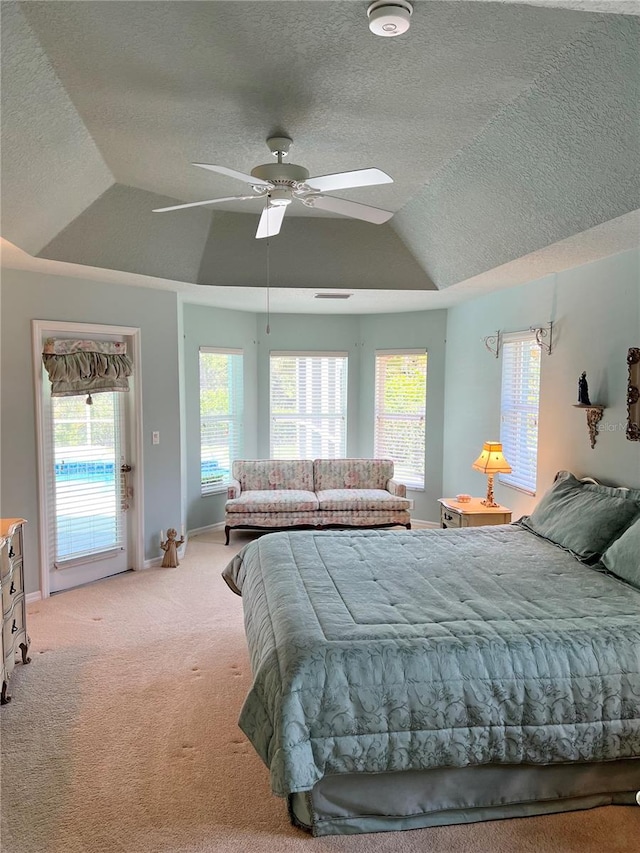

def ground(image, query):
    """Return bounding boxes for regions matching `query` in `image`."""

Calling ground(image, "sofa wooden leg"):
[225,526,231,545]
[406,523,412,530]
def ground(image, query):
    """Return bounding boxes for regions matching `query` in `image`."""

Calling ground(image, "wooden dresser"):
[1,518,30,704]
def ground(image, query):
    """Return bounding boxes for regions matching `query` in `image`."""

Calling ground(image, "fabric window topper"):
[42,338,133,403]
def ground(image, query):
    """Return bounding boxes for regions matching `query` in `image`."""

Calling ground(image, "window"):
[499,332,541,494]
[199,348,243,494]
[374,350,427,490]
[270,352,348,459]
[48,391,126,564]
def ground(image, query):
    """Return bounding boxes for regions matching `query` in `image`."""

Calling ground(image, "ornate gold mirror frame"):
[627,347,640,441]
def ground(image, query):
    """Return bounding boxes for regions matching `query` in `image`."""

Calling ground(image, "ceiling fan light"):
[367,1,412,38]
[269,188,292,207]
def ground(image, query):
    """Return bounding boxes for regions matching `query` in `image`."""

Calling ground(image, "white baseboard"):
[186,522,225,537]
[411,519,440,529]
[26,590,43,604]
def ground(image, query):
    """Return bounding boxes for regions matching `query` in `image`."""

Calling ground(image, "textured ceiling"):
[1,0,639,298]
[4,210,638,315]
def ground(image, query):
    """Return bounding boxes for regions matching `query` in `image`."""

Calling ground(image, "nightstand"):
[438,498,512,529]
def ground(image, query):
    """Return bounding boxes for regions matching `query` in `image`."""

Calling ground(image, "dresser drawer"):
[440,506,462,528]
[2,559,23,617]
[3,595,26,658]
[7,528,21,561]
[1,529,22,580]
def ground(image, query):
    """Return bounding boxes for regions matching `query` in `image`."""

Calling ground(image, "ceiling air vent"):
[314,293,353,299]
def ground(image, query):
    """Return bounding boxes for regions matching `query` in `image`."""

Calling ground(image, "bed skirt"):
[289,760,640,836]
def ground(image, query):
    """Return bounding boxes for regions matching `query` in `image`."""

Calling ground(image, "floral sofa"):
[224,458,411,544]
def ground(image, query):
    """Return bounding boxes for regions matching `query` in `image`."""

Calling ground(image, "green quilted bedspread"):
[222,526,640,797]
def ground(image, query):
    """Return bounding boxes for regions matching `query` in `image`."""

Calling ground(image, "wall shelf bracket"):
[482,331,501,359]
[573,404,605,449]
[530,322,553,355]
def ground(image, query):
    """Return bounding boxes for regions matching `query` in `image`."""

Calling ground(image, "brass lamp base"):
[481,473,499,508]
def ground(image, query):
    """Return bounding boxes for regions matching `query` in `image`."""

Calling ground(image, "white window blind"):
[270,352,348,459]
[499,332,541,494]
[45,391,126,566]
[374,350,427,490]
[199,348,243,494]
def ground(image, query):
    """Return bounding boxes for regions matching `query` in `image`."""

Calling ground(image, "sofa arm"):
[386,478,407,498]
[227,479,242,500]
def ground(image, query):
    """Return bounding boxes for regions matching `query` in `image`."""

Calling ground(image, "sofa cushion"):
[226,511,318,528]
[226,489,319,514]
[317,510,411,527]
[313,458,395,491]
[232,460,314,491]
[316,488,411,511]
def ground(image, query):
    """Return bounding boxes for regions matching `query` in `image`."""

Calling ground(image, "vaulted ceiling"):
[2,0,639,302]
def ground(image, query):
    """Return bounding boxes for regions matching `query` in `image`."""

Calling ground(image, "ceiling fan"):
[152,136,394,238]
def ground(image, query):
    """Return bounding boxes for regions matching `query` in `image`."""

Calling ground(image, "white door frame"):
[32,320,144,598]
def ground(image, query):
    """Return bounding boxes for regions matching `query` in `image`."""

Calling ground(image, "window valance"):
[42,338,133,400]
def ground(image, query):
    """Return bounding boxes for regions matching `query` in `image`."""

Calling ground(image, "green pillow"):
[521,471,640,561]
[601,517,640,588]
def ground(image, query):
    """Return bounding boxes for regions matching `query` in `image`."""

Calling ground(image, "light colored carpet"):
[2,530,638,853]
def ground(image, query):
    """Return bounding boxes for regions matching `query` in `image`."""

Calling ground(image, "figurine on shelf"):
[160,527,185,568]
[578,371,591,406]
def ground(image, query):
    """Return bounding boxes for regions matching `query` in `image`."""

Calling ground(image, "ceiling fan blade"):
[192,163,273,187]
[153,195,260,213]
[304,168,393,193]
[310,195,393,224]
[256,204,286,239]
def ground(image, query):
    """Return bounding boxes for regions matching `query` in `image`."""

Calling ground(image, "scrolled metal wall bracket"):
[482,331,501,359]
[530,322,553,355]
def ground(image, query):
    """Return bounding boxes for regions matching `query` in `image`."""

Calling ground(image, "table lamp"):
[472,441,512,507]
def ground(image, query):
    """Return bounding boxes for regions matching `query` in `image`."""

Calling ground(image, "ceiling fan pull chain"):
[266,231,271,335]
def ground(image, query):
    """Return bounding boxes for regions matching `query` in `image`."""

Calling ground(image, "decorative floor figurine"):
[160,528,185,567]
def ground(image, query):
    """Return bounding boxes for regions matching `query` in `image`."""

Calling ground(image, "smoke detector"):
[367,1,413,38]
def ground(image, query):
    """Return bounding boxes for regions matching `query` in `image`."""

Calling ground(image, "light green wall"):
[443,249,640,519]
[4,248,637,595]
[0,269,182,593]
[181,303,258,531]
[255,311,447,521]
[182,309,448,526]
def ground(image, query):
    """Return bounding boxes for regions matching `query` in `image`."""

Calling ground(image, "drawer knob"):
[8,546,14,559]
[444,512,453,521]
[11,619,18,634]
[9,581,16,595]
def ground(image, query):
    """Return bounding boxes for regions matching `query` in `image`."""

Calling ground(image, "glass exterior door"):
[47,391,129,592]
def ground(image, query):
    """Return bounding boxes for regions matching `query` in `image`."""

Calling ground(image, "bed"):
[222,473,640,836]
